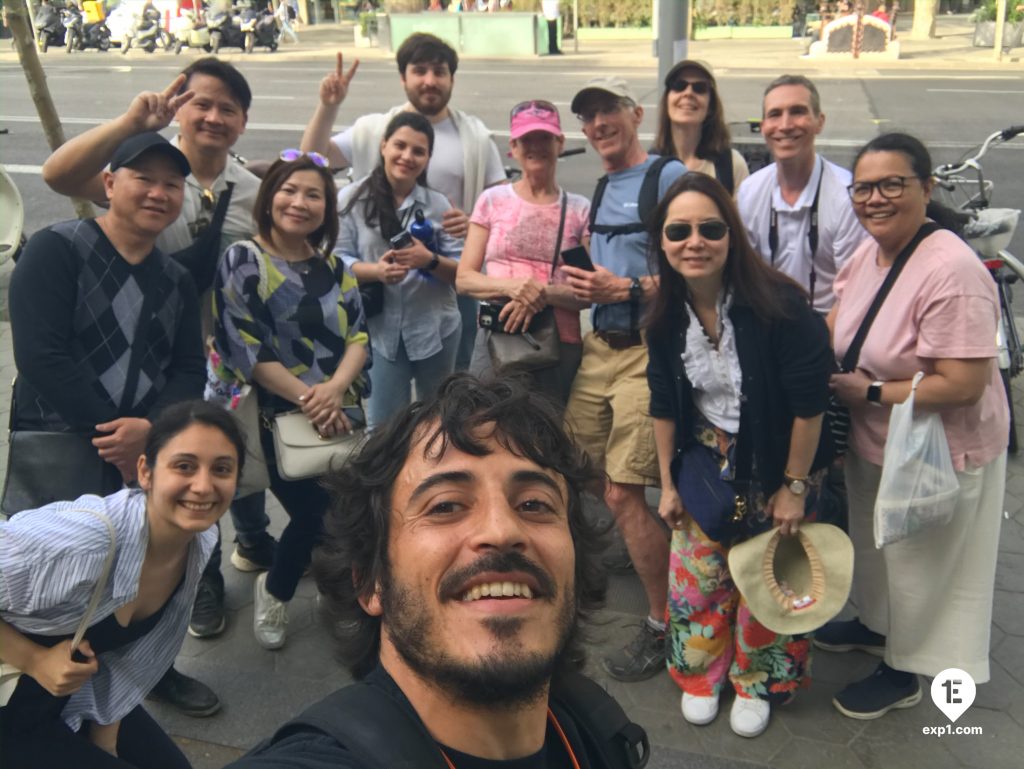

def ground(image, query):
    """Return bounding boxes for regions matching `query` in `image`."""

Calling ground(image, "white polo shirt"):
[737,155,867,313]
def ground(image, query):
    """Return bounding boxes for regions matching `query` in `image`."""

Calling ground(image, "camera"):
[478,302,504,330]
[389,231,414,250]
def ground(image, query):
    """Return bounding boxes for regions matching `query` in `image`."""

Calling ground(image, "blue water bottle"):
[410,209,438,278]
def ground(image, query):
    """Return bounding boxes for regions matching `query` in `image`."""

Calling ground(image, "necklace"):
[437,708,582,769]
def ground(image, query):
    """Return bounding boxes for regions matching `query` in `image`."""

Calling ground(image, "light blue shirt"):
[589,155,686,332]
[0,489,215,729]
[336,180,464,362]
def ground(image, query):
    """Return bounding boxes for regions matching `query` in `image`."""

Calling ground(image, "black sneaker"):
[188,571,226,638]
[813,617,886,656]
[833,663,922,720]
[148,667,221,718]
[230,533,278,573]
[602,622,666,682]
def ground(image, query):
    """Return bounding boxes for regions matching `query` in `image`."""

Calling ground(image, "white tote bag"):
[874,372,960,548]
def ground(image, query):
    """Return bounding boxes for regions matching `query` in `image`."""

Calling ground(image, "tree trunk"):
[910,0,939,40]
[5,0,95,221]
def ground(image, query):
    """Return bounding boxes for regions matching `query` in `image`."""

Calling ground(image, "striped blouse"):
[0,489,215,729]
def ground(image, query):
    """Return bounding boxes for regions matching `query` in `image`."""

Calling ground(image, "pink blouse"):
[833,228,1008,470]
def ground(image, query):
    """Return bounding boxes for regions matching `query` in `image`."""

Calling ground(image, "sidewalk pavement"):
[2,15,1018,72]
[0,315,1022,768]
[169,14,1024,71]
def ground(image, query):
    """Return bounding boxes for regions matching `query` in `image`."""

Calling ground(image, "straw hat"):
[728,523,853,635]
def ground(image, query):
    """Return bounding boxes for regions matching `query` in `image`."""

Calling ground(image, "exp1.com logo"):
[923,668,984,737]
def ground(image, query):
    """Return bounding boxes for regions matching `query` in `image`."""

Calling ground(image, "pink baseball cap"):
[509,100,562,140]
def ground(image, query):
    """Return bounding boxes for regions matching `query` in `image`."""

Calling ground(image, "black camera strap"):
[550,190,568,277]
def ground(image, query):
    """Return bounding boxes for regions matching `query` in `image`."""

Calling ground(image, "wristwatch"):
[783,473,808,496]
[425,252,440,272]
[867,380,884,406]
[629,277,643,302]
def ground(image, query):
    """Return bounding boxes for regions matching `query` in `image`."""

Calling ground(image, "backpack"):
[269,670,650,769]
[588,155,676,239]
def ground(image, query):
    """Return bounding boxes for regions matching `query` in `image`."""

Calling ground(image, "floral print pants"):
[667,517,813,702]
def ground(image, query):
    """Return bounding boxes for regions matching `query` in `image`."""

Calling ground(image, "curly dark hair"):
[313,373,607,680]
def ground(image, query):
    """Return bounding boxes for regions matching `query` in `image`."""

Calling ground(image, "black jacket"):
[647,288,832,494]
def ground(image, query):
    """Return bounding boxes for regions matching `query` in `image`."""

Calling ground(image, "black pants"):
[0,703,190,769]
[547,18,561,54]
[259,421,330,602]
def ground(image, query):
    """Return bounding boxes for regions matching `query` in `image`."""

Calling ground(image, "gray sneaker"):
[602,622,666,682]
[253,572,288,650]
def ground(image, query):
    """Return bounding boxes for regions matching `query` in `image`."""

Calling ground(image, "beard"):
[407,87,452,118]
[378,552,576,709]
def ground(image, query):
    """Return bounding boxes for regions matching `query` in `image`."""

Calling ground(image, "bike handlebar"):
[934,125,1024,179]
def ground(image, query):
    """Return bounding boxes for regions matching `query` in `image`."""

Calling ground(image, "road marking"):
[257,95,297,100]
[5,164,42,174]
[927,88,1024,94]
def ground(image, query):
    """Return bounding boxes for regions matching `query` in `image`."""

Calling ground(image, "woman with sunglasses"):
[337,112,462,429]
[652,60,748,196]
[209,150,369,650]
[455,100,589,406]
[822,134,1007,720]
[646,173,832,737]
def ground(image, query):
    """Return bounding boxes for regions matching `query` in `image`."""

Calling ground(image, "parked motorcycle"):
[240,7,278,53]
[170,9,211,54]
[63,5,112,52]
[121,4,170,54]
[207,7,246,53]
[34,0,67,53]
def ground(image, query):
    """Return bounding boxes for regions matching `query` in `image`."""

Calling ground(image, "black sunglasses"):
[663,220,729,242]
[668,79,711,95]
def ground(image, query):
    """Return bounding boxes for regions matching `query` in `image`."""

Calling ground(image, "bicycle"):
[933,125,1024,452]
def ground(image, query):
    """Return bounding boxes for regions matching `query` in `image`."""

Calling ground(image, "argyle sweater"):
[9,219,205,432]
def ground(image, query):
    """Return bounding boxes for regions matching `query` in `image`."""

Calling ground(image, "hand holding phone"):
[561,245,595,272]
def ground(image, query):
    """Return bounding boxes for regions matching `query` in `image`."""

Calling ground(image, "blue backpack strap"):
[269,680,448,769]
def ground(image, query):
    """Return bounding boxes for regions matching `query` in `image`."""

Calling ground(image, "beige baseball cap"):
[570,77,637,114]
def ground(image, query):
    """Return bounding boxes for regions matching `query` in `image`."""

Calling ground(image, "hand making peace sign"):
[319,52,361,107]
[123,74,196,134]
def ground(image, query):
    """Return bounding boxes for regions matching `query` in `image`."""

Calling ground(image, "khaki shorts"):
[565,332,659,486]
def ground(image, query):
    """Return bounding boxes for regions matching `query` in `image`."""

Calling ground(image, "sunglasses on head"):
[279,148,330,168]
[668,79,711,96]
[663,220,729,242]
[511,99,558,119]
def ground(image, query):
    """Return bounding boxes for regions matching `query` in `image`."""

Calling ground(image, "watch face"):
[788,479,807,495]
[867,383,882,403]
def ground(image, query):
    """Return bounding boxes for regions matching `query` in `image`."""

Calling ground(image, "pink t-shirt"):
[470,185,590,344]
[833,229,1008,470]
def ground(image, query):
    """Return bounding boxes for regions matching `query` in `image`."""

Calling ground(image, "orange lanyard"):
[438,708,583,769]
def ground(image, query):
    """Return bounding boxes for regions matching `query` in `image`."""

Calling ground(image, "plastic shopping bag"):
[874,372,960,548]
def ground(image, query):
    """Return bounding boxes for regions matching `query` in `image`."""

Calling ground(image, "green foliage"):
[574,0,797,28]
[359,11,379,36]
[971,0,1024,23]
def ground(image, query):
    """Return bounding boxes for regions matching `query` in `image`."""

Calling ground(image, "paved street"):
[1,12,1023,769]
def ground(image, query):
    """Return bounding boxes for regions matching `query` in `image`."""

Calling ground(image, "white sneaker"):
[730,696,771,738]
[681,692,719,725]
[253,572,288,650]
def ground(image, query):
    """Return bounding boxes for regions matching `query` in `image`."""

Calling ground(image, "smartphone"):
[561,245,595,272]
[389,231,414,250]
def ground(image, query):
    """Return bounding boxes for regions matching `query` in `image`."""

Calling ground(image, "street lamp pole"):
[657,0,688,86]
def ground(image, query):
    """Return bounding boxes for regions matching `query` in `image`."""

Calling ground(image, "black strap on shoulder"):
[841,222,941,372]
[170,181,235,295]
[768,158,823,302]
[589,156,675,239]
[551,190,568,277]
[550,671,650,769]
[271,680,448,769]
[713,150,735,196]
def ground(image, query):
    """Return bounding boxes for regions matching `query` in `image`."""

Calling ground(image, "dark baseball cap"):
[109,132,191,177]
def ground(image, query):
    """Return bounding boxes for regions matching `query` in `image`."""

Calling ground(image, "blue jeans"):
[455,295,478,372]
[367,329,460,430]
[203,492,270,575]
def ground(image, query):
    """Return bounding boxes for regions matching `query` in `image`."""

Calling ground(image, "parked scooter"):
[207,6,246,53]
[170,9,211,54]
[240,7,278,52]
[121,2,170,54]
[34,0,67,53]
[63,5,112,52]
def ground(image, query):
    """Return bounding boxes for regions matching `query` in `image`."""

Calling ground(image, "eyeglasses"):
[279,148,330,168]
[663,220,729,242]
[576,101,629,124]
[188,183,216,239]
[847,176,919,203]
[511,100,558,119]
[668,79,711,96]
